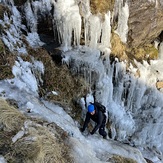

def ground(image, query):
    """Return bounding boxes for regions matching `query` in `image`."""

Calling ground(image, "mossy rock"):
[90,0,115,15]
[144,44,158,60]
[128,44,158,63]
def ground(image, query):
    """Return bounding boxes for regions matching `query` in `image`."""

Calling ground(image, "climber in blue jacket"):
[80,103,107,139]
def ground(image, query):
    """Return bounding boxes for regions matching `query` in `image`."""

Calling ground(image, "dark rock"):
[128,0,163,47]
[50,48,63,65]
[13,0,27,6]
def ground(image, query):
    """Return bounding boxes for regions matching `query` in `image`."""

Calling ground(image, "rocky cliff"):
[127,0,163,47]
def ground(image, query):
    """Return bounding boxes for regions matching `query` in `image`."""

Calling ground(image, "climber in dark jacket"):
[80,103,107,139]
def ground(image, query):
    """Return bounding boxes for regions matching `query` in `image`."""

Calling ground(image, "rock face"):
[88,0,163,48]
[127,0,163,47]
[3,0,163,50]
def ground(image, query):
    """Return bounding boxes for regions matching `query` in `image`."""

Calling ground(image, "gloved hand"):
[80,128,84,132]
[90,131,94,135]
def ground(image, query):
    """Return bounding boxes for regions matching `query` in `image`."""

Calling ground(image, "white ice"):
[0,0,163,162]
[0,78,147,163]
[0,156,6,163]
[115,1,129,43]
[52,0,81,51]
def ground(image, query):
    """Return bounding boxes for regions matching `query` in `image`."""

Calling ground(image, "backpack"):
[91,102,106,113]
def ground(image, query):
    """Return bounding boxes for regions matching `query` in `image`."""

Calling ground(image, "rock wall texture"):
[89,0,163,48]
[127,0,163,47]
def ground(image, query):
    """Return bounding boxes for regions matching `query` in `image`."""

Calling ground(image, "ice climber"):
[80,102,107,139]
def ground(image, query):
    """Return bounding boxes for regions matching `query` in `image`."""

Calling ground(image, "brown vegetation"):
[0,4,10,20]
[0,98,25,132]
[24,47,89,124]
[26,47,89,106]
[0,98,74,163]
[129,44,158,62]
[110,32,158,68]
[90,0,115,15]
[111,32,127,61]
[108,154,137,163]
[0,40,15,80]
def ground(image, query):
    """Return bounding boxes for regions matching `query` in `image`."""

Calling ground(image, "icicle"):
[101,12,111,48]
[125,75,136,112]
[1,0,14,6]
[88,15,101,49]
[52,0,81,51]
[24,1,38,33]
[115,1,129,43]
[24,0,52,33]
[32,0,52,15]
[113,61,126,104]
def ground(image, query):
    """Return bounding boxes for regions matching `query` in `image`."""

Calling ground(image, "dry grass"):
[110,32,158,70]
[0,5,16,80]
[0,98,25,132]
[0,98,25,158]
[0,98,73,163]
[108,154,137,163]
[19,46,89,133]
[0,131,13,153]
[0,5,17,80]
[0,40,15,80]
[90,0,115,15]
[126,44,158,65]
[13,122,73,163]
[110,32,158,69]
[136,44,158,61]
[27,47,89,106]
[111,32,127,61]
[0,4,10,19]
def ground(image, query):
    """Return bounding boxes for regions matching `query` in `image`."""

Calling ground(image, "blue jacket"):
[82,106,106,134]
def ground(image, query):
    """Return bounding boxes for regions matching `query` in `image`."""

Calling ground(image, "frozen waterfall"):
[0,0,163,162]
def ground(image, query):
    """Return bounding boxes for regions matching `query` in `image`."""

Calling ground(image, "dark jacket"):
[82,106,106,134]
